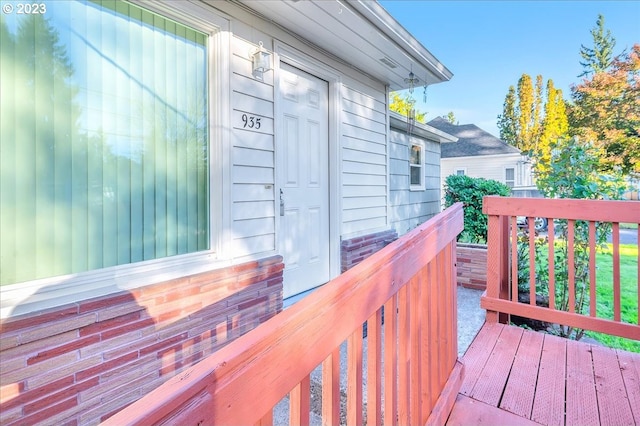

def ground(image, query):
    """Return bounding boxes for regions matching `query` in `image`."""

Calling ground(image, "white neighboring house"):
[427,117,538,201]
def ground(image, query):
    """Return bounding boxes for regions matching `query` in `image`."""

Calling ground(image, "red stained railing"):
[103,204,464,426]
[482,196,640,341]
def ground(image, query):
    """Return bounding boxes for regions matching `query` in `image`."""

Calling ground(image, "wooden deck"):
[448,322,640,426]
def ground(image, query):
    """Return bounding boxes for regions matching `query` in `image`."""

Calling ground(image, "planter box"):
[456,243,487,290]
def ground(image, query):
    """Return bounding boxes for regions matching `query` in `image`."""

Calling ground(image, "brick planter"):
[456,243,487,290]
[341,230,398,272]
[0,256,283,425]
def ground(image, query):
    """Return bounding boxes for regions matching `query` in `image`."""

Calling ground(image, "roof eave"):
[348,0,453,89]
[390,112,458,143]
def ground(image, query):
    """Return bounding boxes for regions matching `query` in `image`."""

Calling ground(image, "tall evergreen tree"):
[579,14,617,77]
[516,74,535,153]
[497,74,569,162]
[497,86,517,146]
[538,81,569,170]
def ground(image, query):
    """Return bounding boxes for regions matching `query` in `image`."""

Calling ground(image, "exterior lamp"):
[252,41,272,74]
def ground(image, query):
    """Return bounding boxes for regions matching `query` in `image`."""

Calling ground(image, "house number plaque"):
[241,114,261,130]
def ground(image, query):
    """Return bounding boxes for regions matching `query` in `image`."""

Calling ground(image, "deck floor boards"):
[499,329,544,419]
[592,345,635,425]
[452,323,640,426]
[565,339,599,425]
[531,334,566,426]
[618,349,640,423]
[470,325,523,406]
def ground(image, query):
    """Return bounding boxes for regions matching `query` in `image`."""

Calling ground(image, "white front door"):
[278,63,330,299]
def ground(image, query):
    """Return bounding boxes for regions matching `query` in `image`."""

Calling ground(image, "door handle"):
[279,189,285,216]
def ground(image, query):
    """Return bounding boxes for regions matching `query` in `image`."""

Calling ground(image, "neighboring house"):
[0,1,453,423]
[427,117,539,199]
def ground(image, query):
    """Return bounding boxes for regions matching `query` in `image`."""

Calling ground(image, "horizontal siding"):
[340,83,389,238]
[441,154,521,183]
[343,184,386,198]
[389,129,441,237]
[233,201,275,221]
[230,35,276,259]
[343,135,386,155]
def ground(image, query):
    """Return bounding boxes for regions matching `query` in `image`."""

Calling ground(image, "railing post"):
[485,198,510,324]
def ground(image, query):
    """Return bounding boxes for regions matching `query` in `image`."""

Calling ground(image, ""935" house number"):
[241,114,261,130]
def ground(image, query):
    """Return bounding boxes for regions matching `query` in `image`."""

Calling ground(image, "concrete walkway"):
[273,286,486,424]
[456,286,485,356]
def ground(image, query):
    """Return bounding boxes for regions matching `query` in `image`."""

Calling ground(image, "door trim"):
[274,41,342,284]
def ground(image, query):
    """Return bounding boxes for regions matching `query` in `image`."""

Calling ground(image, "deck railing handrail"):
[104,204,464,426]
[482,196,640,341]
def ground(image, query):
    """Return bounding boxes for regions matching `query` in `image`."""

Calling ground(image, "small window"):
[505,167,515,188]
[455,169,466,176]
[410,142,425,191]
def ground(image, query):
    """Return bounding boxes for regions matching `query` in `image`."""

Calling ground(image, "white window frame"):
[505,166,516,188]
[409,140,426,191]
[1,1,231,319]
[455,168,467,176]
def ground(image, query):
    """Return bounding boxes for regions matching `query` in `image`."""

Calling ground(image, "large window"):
[0,1,209,286]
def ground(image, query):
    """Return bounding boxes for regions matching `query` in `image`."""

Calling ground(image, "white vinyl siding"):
[389,130,441,236]
[228,36,276,258]
[441,153,523,191]
[340,84,388,236]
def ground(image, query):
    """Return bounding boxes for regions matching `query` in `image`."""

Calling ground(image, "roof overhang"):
[233,0,453,90]
[390,112,458,143]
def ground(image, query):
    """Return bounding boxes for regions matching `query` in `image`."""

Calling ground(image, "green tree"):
[516,74,537,152]
[389,92,426,123]
[569,44,640,175]
[498,74,568,160]
[537,81,569,171]
[579,14,617,77]
[533,137,627,339]
[444,111,458,124]
[497,85,518,146]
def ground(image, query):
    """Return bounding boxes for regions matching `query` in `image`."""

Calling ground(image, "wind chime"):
[404,67,429,135]
[404,69,419,135]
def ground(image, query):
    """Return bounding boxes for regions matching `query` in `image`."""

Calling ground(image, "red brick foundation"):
[456,243,487,290]
[0,256,284,425]
[341,230,398,272]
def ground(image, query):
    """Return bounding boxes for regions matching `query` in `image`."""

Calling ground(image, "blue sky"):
[379,1,640,137]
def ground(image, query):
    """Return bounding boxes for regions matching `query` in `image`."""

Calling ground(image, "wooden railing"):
[104,203,464,426]
[482,196,640,341]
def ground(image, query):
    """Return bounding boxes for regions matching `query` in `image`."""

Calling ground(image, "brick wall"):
[456,243,487,290]
[341,230,398,272]
[0,256,284,425]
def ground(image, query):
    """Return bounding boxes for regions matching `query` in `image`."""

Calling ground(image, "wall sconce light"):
[252,41,272,74]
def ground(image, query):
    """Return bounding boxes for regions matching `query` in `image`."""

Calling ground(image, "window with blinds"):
[0,1,210,285]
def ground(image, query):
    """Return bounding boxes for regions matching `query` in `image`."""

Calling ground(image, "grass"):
[584,244,639,352]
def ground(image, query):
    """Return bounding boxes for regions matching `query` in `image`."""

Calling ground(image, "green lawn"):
[584,244,639,352]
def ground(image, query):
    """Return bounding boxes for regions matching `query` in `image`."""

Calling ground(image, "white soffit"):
[236,0,453,90]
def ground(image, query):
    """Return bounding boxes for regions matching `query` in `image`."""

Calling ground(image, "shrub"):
[444,175,511,243]
[524,137,628,340]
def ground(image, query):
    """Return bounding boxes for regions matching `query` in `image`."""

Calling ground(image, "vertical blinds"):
[0,1,209,285]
